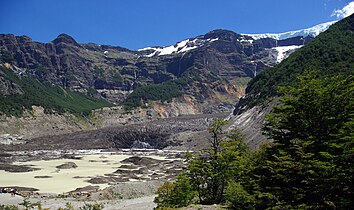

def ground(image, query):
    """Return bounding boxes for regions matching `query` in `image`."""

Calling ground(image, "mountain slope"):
[0,20,333,117]
[0,65,112,117]
[231,14,354,148]
[241,14,354,109]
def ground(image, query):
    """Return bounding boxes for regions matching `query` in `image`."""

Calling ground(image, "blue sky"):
[0,0,353,49]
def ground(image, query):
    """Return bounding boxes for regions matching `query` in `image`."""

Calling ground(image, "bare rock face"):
[0,30,310,112]
[53,33,81,47]
[56,162,78,169]
[229,106,270,149]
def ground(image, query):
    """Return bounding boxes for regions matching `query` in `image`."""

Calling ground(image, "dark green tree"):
[257,71,354,209]
[187,119,252,205]
[187,118,229,204]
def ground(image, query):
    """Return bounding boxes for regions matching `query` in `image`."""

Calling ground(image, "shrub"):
[226,181,255,210]
[154,174,197,209]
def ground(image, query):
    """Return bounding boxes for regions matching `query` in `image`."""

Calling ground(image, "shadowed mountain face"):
[0,28,314,114]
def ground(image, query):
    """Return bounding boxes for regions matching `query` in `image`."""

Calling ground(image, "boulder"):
[56,162,78,169]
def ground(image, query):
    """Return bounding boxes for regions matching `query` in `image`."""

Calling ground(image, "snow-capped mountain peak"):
[138,37,218,57]
[138,20,336,57]
[244,21,337,40]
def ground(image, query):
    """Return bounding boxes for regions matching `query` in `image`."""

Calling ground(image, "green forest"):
[0,66,111,117]
[122,78,189,110]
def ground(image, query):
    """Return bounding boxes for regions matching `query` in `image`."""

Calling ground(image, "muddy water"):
[0,154,165,194]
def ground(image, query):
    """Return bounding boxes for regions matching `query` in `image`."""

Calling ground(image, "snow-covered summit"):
[138,20,336,57]
[138,37,218,57]
[244,21,337,40]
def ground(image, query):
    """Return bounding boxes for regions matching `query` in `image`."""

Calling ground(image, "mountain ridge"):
[0,17,344,145]
[137,20,334,57]
[0,20,333,117]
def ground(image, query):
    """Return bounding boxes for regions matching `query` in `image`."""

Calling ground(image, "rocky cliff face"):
[0,29,314,115]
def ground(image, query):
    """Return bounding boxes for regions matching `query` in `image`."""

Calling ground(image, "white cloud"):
[331,1,354,19]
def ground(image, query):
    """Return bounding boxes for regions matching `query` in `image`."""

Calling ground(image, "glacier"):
[244,21,337,40]
[272,45,302,63]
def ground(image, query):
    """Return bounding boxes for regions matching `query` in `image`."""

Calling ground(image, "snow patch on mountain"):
[273,45,302,63]
[138,38,219,57]
[238,37,254,44]
[245,21,337,40]
[139,20,335,58]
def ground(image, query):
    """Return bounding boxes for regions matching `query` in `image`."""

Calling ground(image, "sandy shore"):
[0,193,24,205]
[28,195,156,210]
[103,195,156,210]
[0,193,156,209]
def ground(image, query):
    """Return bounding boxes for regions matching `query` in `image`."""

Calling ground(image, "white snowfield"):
[273,45,302,63]
[244,21,336,40]
[138,38,218,57]
[138,20,335,57]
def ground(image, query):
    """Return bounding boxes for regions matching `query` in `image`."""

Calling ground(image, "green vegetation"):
[257,71,354,209]
[34,65,49,79]
[155,71,354,209]
[87,87,98,97]
[122,78,189,110]
[93,66,104,79]
[245,14,354,107]
[65,72,77,81]
[111,72,123,84]
[155,174,197,209]
[0,205,19,210]
[19,200,42,210]
[0,66,111,117]
[78,203,103,210]
[155,118,254,209]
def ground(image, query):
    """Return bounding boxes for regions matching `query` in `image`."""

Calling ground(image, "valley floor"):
[0,149,182,210]
[0,113,230,209]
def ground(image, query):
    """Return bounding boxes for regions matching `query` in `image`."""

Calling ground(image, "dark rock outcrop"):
[121,156,164,166]
[56,162,78,169]
[0,163,40,172]
[53,33,81,47]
